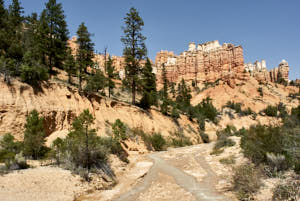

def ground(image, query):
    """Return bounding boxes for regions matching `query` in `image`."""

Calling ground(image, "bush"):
[20,64,49,86]
[199,132,210,143]
[214,136,236,150]
[23,110,47,159]
[150,133,167,151]
[266,153,289,173]
[84,70,106,94]
[263,105,278,117]
[193,97,219,123]
[232,163,262,200]
[220,155,236,165]
[258,87,263,96]
[225,101,242,113]
[169,131,192,148]
[241,125,285,164]
[112,119,128,141]
[272,175,300,201]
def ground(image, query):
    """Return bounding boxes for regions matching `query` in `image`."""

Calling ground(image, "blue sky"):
[5,0,300,80]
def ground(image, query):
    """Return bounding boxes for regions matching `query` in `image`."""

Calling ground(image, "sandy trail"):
[113,145,229,201]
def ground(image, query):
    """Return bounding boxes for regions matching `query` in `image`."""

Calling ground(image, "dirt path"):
[112,145,229,201]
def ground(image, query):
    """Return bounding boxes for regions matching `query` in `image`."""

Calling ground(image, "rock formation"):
[155,41,290,87]
[68,36,126,78]
[155,40,248,88]
[245,59,290,83]
[68,37,290,87]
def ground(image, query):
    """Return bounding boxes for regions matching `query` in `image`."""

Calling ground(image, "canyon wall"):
[245,59,290,83]
[155,41,248,88]
[155,41,290,87]
[68,37,290,87]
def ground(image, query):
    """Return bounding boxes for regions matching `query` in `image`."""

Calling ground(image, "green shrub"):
[84,70,106,94]
[241,125,284,164]
[112,119,128,141]
[225,101,242,113]
[258,87,263,96]
[291,105,300,121]
[199,132,210,143]
[150,133,166,151]
[20,64,49,86]
[263,105,278,117]
[214,136,236,150]
[169,131,192,148]
[193,97,219,123]
[272,174,300,201]
[220,155,236,165]
[232,163,262,200]
[23,110,47,159]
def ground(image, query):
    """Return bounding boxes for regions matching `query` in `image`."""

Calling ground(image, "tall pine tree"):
[76,22,94,91]
[7,0,24,61]
[121,7,147,105]
[40,0,69,73]
[0,0,8,57]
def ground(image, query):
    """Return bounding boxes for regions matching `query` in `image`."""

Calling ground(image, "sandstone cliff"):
[0,78,200,142]
[155,41,248,88]
[245,59,290,83]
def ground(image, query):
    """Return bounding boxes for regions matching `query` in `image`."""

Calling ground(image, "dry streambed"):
[0,143,235,201]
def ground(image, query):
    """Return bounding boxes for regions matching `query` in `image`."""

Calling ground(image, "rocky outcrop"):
[245,59,290,83]
[155,40,248,88]
[0,78,199,141]
[68,37,291,87]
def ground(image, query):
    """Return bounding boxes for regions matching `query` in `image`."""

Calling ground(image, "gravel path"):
[113,145,230,201]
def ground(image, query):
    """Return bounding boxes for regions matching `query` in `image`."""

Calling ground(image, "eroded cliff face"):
[0,79,199,141]
[245,59,290,83]
[155,41,248,88]
[155,41,291,87]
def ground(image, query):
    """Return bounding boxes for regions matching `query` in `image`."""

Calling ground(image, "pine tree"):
[76,22,94,91]
[106,56,116,98]
[0,0,8,57]
[8,0,23,27]
[121,7,147,105]
[176,78,192,107]
[68,109,96,171]
[162,64,168,100]
[84,69,106,94]
[40,0,69,73]
[23,110,46,159]
[7,0,24,61]
[64,48,76,84]
[139,58,157,109]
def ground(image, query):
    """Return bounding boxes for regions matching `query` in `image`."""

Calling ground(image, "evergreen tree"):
[64,48,76,84]
[162,64,168,100]
[106,56,116,98]
[67,109,96,171]
[139,58,157,109]
[8,0,23,27]
[121,7,147,105]
[0,0,8,57]
[84,70,106,94]
[170,82,176,98]
[176,78,192,107]
[23,110,46,159]
[76,22,94,91]
[40,0,69,72]
[7,0,24,61]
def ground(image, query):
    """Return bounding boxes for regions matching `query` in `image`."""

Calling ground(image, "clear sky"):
[5,0,300,80]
